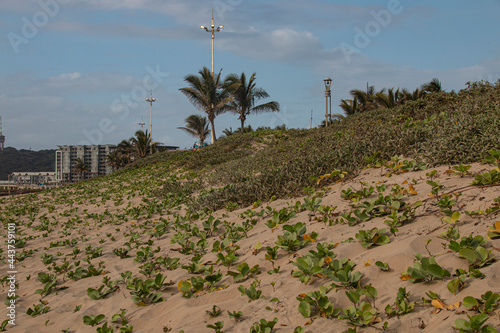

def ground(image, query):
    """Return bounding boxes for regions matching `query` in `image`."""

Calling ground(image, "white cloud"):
[220,28,324,64]
[57,72,81,80]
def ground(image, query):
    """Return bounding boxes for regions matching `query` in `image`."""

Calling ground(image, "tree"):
[107,144,131,171]
[179,67,232,144]
[401,88,424,103]
[177,114,210,147]
[74,157,88,181]
[224,72,280,131]
[130,130,155,159]
[340,97,360,115]
[421,78,442,93]
[349,85,378,112]
[374,88,403,108]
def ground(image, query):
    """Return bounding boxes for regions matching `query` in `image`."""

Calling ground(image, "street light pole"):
[144,91,157,140]
[201,9,223,76]
[324,77,332,126]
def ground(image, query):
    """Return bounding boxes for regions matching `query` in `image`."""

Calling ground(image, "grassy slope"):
[135,80,500,211]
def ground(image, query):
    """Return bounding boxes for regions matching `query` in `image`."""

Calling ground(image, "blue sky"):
[1,0,499,150]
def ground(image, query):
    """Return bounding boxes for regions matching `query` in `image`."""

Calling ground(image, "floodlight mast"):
[200,9,223,76]
[144,91,157,140]
[138,116,146,130]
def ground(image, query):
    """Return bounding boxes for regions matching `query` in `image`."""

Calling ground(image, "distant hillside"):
[0,147,55,180]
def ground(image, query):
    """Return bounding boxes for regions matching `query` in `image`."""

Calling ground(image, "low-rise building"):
[9,172,57,185]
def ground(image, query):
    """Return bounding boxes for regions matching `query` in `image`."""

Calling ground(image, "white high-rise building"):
[55,145,116,183]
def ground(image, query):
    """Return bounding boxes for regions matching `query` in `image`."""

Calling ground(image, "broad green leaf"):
[463,296,478,310]
[298,301,311,318]
[426,264,450,278]
[459,248,477,263]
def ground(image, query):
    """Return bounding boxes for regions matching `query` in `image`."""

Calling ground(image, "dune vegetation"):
[1,80,499,332]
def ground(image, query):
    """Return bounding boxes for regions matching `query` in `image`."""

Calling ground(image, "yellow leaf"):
[364,259,373,267]
[304,319,313,326]
[304,234,316,242]
[445,169,454,174]
[431,300,444,309]
[452,301,461,309]
[409,184,417,195]
[177,280,185,292]
[298,293,307,298]
[428,192,434,197]
[400,274,412,281]
[402,180,408,184]
[324,256,332,264]
[489,222,500,233]
[443,303,455,310]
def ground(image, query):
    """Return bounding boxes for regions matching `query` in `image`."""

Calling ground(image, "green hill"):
[120,80,500,211]
[0,147,55,180]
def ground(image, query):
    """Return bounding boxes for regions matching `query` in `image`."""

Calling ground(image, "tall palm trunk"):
[209,116,216,144]
[240,116,246,132]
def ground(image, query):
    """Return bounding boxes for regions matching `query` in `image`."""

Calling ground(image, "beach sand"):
[1,163,499,332]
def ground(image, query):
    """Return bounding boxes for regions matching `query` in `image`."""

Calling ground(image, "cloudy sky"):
[1,0,499,150]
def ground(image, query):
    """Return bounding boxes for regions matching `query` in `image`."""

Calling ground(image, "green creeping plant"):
[355,228,390,248]
[401,253,450,282]
[227,262,260,283]
[249,318,278,333]
[453,314,498,333]
[297,285,340,318]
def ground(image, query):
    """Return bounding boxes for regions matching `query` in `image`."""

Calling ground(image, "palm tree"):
[74,157,88,181]
[224,72,280,131]
[107,139,132,171]
[340,97,360,115]
[401,88,424,103]
[421,78,442,93]
[177,114,210,147]
[179,67,232,144]
[131,130,154,158]
[374,88,403,108]
[349,85,378,112]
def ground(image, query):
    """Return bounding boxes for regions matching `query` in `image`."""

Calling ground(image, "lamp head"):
[323,77,332,90]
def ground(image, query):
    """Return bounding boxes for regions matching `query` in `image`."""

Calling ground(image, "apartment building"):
[55,145,116,183]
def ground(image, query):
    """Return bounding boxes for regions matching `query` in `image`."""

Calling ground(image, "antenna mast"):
[0,116,5,151]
